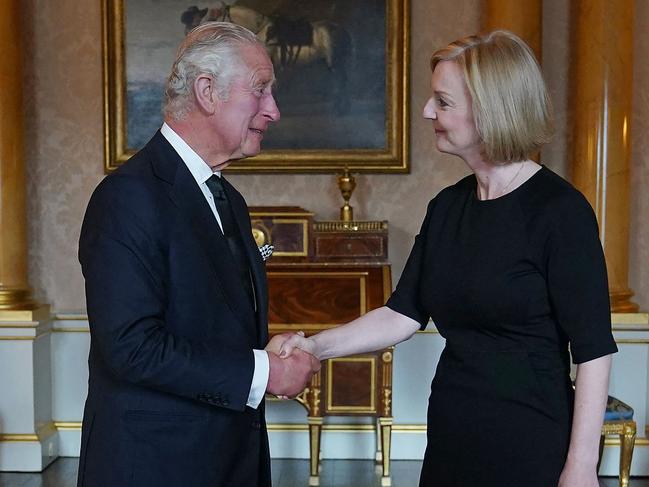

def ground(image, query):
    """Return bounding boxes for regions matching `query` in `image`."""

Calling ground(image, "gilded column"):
[0,0,54,473]
[571,1,637,312]
[484,0,542,60]
[0,0,38,312]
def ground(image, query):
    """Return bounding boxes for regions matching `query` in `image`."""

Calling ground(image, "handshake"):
[265,332,320,399]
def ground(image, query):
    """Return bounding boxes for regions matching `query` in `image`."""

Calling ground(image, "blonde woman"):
[273,31,616,487]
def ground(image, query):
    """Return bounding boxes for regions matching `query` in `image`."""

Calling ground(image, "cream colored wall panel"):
[0,340,37,433]
[51,327,89,421]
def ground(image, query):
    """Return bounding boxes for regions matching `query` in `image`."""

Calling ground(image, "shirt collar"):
[160,122,221,184]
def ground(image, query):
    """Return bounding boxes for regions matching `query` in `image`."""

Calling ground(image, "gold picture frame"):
[102,0,409,173]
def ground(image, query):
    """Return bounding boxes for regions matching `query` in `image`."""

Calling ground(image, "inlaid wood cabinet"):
[250,207,394,486]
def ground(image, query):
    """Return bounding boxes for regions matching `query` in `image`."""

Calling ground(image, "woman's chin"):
[434,140,452,155]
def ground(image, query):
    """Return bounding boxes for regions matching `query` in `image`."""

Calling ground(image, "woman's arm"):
[275,306,421,360]
[558,353,612,487]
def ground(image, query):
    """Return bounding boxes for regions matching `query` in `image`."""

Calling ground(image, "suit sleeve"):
[79,174,254,411]
[385,198,436,329]
[545,192,618,364]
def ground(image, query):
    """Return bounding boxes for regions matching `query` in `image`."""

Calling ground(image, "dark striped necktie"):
[205,175,254,309]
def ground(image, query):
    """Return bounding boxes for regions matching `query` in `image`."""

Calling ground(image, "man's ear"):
[193,74,217,114]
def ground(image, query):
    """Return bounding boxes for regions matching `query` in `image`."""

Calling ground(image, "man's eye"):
[437,97,449,108]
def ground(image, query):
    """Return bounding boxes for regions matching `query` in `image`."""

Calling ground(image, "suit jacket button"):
[222,399,229,406]
[251,421,261,430]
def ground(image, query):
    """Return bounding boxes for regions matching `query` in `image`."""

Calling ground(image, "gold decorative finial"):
[337,167,356,222]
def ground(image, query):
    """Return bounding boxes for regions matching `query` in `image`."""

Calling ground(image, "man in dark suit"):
[77,22,319,487]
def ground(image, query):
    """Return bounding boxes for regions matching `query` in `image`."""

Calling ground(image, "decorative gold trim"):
[326,357,376,413]
[415,326,439,334]
[382,266,392,302]
[603,437,648,447]
[392,424,426,433]
[271,219,309,257]
[0,323,39,328]
[57,310,641,327]
[250,211,316,218]
[0,433,39,441]
[268,271,369,277]
[314,221,388,232]
[50,421,649,443]
[53,313,88,321]
[54,422,82,431]
[0,422,57,442]
[611,313,649,325]
[0,288,37,310]
[0,305,51,323]
[267,423,376,433]
[268,271,368,315]
[0,331,50,341]
[103,0,409,173]
[51,327,90,333]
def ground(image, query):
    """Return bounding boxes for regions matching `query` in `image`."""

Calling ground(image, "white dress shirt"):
[160,123,269,409]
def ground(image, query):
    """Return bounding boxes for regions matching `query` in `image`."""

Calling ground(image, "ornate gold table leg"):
[619,421,636,487]
[378,417,393,486]
[307,371,323,486]
[375,417,383,464]
[308,417,323,486]
[379,349,393,486]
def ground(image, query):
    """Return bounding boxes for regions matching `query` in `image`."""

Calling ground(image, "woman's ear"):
[193,74,216,114]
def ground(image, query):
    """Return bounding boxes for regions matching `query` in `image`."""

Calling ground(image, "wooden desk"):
[250,207,394,486]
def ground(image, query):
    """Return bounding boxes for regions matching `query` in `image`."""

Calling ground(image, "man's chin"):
[241,146,262,159]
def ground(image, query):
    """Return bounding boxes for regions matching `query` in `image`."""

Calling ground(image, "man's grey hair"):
[163,22,263,121]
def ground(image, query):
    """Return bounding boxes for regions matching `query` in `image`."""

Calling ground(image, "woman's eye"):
[437,97,449,108]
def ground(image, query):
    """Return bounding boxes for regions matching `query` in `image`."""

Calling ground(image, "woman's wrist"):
[309,335,324,361]
[565,449,599,469]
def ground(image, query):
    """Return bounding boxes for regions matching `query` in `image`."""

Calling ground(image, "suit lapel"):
[147,133,257,339]
[222,177,269,347]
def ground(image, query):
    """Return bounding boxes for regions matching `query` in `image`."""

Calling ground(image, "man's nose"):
[264,95,280,122]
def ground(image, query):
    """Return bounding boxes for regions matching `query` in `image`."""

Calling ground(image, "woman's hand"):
[278,331,317,359]
[265,332,300,355]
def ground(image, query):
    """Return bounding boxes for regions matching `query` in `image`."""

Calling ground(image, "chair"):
[599,395,636,487]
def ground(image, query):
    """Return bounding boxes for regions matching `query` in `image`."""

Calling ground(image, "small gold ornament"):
[338,167,356,222]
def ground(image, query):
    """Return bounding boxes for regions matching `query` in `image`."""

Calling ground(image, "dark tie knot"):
[206,175,227,201]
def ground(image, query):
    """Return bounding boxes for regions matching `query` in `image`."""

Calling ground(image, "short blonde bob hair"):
[431,30,553,163]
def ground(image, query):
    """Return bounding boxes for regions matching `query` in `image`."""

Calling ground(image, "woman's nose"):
[423,98,437,119]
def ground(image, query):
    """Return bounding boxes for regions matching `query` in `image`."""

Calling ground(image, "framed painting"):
[102,0,409,173]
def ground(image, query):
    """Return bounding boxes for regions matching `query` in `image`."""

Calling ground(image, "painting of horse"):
[180,4,352,112]
[119,0,397,163]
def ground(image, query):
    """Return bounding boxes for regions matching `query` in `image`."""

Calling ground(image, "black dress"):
[386,166,618,487]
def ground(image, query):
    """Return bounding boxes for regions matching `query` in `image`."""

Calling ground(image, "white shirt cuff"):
[247,349,270,409]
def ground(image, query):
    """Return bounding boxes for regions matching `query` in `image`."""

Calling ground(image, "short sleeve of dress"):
[545,192,618,364]
[385,199,435,329]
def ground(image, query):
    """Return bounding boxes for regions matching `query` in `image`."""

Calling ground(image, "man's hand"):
[266,347,320,398]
